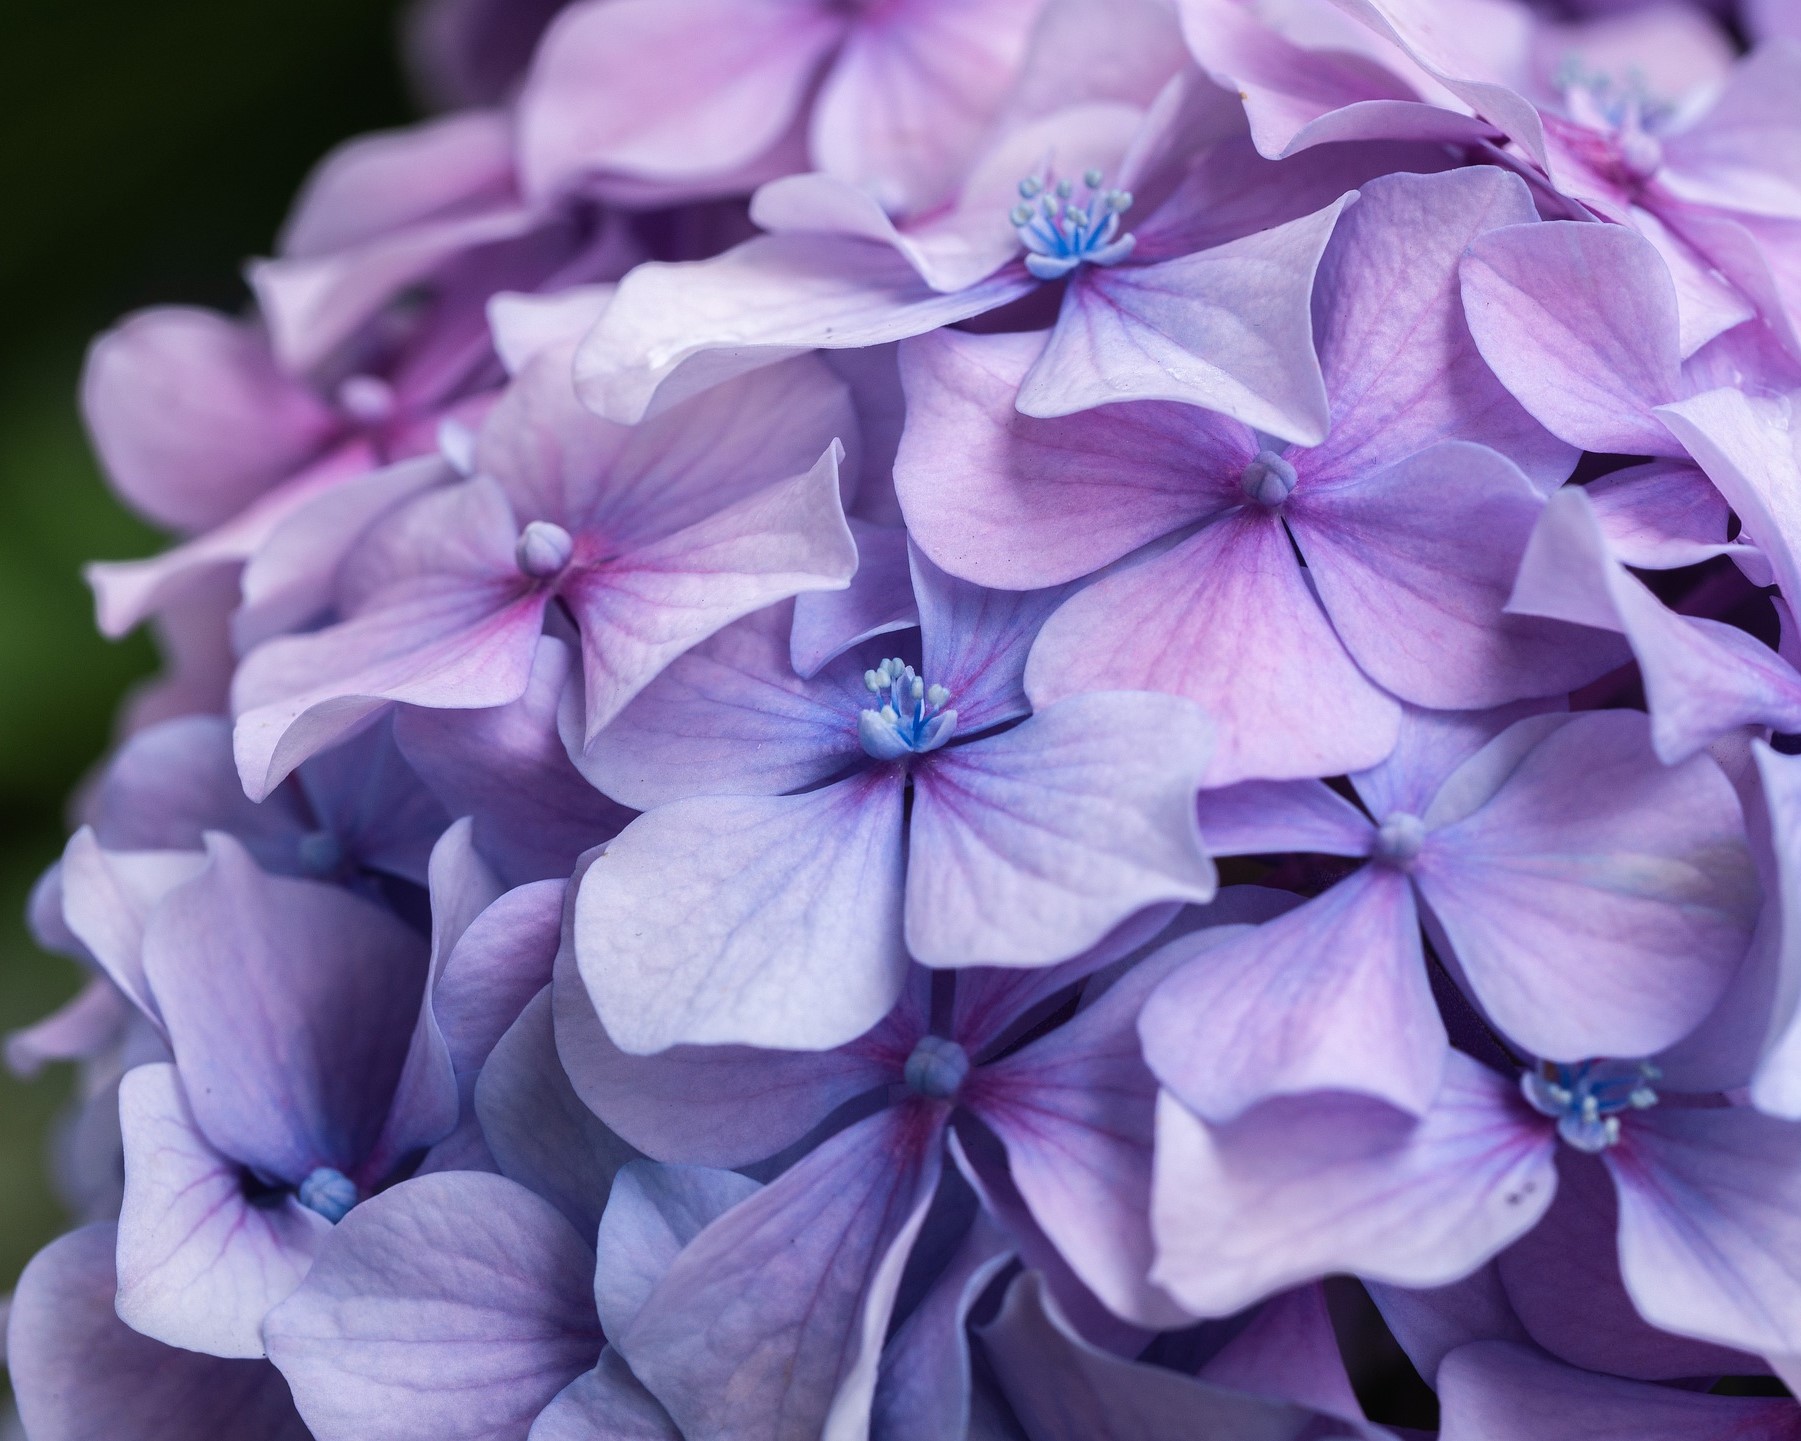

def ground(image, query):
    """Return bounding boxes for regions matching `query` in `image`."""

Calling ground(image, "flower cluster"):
[12,0,1801,1435]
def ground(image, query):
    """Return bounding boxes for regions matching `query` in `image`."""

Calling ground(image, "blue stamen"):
[297,1166,360,1223]
[858,658,957,760]
[904,1035,970,1101]
[1521,1058,1660,1153]
[1011,170,1136,282]
[1240,450,1299,509]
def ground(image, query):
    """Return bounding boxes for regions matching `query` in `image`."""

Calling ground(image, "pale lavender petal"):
[914,544,1072,735]
[1307,168,1571,488]
[573,234,1033,425]
[1497,1146,1764,1380]
[895,328,1255,588]
[969,941,1194,1327]
[789,519,917,676]
[620,1104,945,1441]
[1438,1340,1801,1441]
[1585,460,1742,570]
[1657,386,1801,611]
[1026,511,1401,785]
[476,988,641,1238]
[574,771,908,1053]
[1508,487,1801,764]
[811,0,1044,213]
[396,638,631,883]
[978,1271,1358,1441]
[575,604,867,810]
[593,1160,763,1339]
[516,0,842,197]
[870,1214,1013,1441]
[1460,221,1686,458]
[115,1064,330,1358]
[1150,1055,1557,1316]
[1291,441,1625,708]
[9,1224,311,1441]
[1418,710,1759,1061]
[1609,1104,1801,1359]
[80,306,335,532]
[1140,865,1446,1121]
[1193,778,1374,859]
[1018,198,1352,446]
[264,1171,603,1441]
[57,829,206,1025]
[906,691,1215,969]
[1350,699,1566,824]
[1197,1284,1364,1418]
[142,834,429,1182]
[565,445,857,743]
[479,348,856,549]
[530,1349,682,1441]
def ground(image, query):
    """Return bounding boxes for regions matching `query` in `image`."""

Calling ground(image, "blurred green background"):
[0,0,413,1318]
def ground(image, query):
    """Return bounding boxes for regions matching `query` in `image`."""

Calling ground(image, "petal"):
[1197,1284,1364,1417]
[593,1160,763,1339]
[870,1214,1013,1441]
[969,943,1196,1327]
[1438,1339,1801,1441]
[1290,440,1625,708]
[1508,487,1801,764]
[906,691,1215,969]
[895,328,1254,588]
[480,348,857,549]
[1609,1104,1801,1359]
[1149,1055,1558,1316]
[565,443,858,741]
[1193,777,1375,858]
[1026,510,1401,784]
[790,519,918,676]
[516,0,842,196]
[1017,197,1352,446]
[913,543,1073,735]
[978,1271,1343,1440]
[555,949,895,1169]
[574,771,908,1053]
[530,1350,682,1441]
[1460,221,1686,458]
[264,1172,603,1441]
[9,1224,311,1441]
[572,233,1031,425]
[231,476,545,798]
[1657,386,1801,613]
[80,306,336,533]
[619,1104,944,1441]
[1350,699,1566,824]
[115,1064,330,1358]
[1418,709,1759,1061]
[1585,460,1742,571]
[396,637,632,883]
[1496,1147,1764,1381]
[476,987,640,1239]
[812,0,1042,211]
[1308,168,1571,487]
[575,604,867,810]
[1140,865,1446,1120]
[57,829,207,1026]
[143,834,429,1181]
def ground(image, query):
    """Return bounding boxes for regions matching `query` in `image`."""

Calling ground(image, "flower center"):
[1011,170,1136,282]
[1556,59,1668,182]
[296,1165,360,1223]
[515,520,575,580]
[1240,450,1299,509]
[904,1035,970,1101]
[859,658,957,760]
[1371,812,1427,868]
[295,829,345,879]
[1521,1058,1660,1153]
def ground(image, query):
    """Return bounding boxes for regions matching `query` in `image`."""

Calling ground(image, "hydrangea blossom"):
[13,0,1801,1435]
